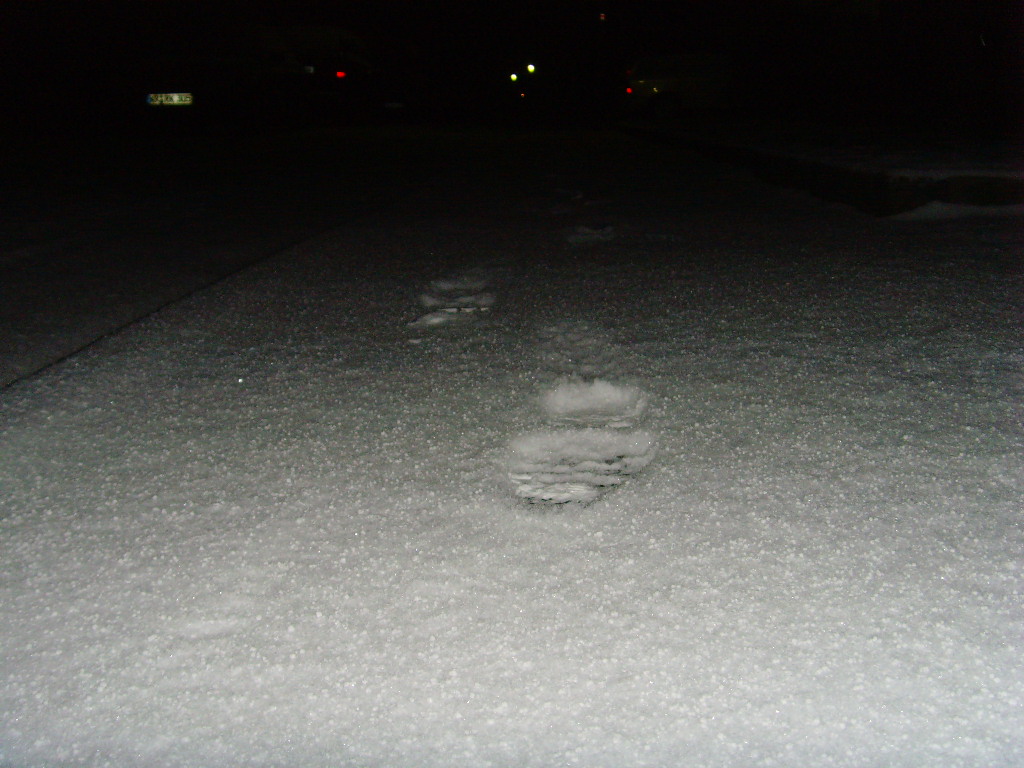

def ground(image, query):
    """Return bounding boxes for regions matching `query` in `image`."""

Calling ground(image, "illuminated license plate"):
[147,92,194,106]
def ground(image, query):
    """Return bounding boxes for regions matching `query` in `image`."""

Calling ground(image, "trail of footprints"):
[406,187,653,505]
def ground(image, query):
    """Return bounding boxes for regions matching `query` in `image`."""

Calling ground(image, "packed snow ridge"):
[541,378,648,428]
[508,427,656,504]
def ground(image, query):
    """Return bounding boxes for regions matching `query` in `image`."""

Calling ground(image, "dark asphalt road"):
[2,121,1020,388]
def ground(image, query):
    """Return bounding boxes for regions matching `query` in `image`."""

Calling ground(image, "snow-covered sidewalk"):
[2,161,1022,766]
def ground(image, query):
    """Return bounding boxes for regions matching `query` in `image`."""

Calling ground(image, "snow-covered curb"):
[621,121,1024,216]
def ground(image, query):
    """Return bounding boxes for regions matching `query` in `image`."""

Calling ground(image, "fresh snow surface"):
[2,191,1023,766]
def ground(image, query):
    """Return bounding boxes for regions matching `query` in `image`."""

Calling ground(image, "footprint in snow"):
[537,321,625,379]
[509,428,656,504]
[509,379,655,504]
[408,269,496,329]
[565,224,616,245]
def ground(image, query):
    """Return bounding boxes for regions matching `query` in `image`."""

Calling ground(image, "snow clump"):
[541,379,648,428]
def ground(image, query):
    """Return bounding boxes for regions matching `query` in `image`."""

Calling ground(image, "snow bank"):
[890,201,1024,220]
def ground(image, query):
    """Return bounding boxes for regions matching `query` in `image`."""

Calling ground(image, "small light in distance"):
[526,64,535,73]
[626,87,632,94]
[336,71,346,78]
[510,73,518,82]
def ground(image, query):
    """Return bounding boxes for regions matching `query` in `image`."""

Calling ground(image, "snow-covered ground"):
[1,129,1022,766]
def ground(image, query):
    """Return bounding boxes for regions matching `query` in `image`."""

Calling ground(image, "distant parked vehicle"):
[624,51,733,117]
[136,51,257,128]
[135,24,381,131]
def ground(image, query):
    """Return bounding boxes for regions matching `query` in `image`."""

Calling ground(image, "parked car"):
[134,23,381,132]
[625,51,733,117]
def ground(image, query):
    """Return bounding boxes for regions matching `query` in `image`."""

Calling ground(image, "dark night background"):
[2,0,1022,143]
